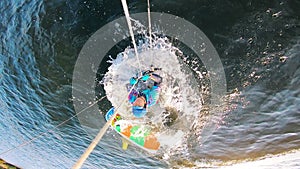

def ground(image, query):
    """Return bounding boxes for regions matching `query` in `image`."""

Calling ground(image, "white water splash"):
[103,39,203,152]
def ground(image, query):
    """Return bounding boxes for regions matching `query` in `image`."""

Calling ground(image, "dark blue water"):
[0,0,299,168]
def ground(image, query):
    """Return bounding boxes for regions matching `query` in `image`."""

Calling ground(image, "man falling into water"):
[127,65,162,118]
[125,66,162,150]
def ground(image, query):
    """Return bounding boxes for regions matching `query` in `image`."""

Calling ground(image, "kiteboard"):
[105,107,160,153]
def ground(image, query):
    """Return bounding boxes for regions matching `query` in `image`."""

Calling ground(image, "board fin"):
[121,138,129,150]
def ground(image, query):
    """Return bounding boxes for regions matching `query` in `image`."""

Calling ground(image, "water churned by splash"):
[102,27,216,157]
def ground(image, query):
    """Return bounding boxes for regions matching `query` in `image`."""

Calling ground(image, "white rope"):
[147,0,152,48]
[121,0,142,75]
[147,0,154,65]
[73,1,154,168]
[72,80,140,169]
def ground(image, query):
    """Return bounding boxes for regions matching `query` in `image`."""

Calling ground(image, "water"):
[0,0,300,169]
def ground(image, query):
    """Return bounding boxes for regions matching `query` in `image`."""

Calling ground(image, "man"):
[128,67,162,118]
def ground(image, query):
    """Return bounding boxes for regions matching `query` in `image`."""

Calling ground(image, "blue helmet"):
[132,106,147,118]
